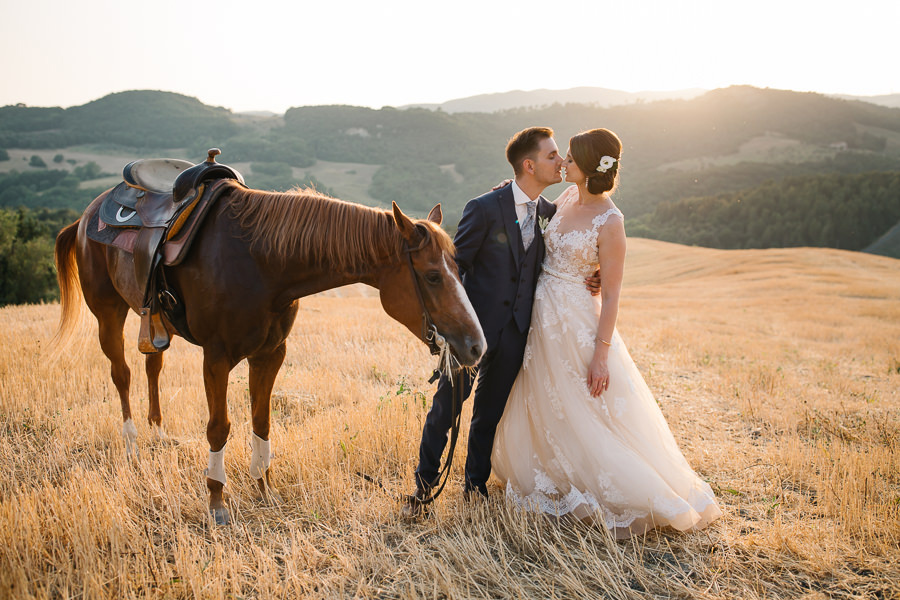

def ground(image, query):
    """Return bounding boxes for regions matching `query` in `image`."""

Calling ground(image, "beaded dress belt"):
[541,264,585,285]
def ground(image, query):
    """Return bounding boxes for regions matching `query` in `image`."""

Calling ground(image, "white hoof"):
[151,423,168,441]
[122,418,138,458]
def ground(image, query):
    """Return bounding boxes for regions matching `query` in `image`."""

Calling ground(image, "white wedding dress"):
[492,186,721,538]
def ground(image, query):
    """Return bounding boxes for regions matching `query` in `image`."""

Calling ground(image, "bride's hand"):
[587,356,610,397]
[584,268,602,296]
[492,179,512,191]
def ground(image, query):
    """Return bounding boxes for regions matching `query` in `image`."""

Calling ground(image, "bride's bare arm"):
[586,217,627,397]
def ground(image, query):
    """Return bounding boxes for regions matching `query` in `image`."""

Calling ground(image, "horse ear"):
[392,201,418,242]
[426,204,442,225]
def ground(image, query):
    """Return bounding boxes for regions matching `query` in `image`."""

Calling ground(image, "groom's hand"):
[584,269,601,296]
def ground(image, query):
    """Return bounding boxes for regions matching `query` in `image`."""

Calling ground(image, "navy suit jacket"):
[453,185,557,350]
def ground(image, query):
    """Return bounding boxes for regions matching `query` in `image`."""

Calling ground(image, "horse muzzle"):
[447,332,485,368]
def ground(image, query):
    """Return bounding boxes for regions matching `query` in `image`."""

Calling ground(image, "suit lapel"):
[498,186,521,265]
[537,195,555,220]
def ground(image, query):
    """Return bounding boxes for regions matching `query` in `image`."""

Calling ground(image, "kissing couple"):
[404,126,722,539]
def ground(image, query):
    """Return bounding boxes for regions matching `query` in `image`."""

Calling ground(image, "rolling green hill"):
[0,86,898,305]
[0,90,237,149]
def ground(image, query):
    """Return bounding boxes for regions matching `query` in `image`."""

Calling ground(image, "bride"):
[491,128,722,538]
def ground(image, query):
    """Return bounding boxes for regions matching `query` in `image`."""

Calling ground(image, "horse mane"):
[225,185,455,271]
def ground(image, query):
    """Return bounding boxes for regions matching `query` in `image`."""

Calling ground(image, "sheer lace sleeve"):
[552,185,579,206]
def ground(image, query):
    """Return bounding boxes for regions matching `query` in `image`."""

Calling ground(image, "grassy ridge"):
[0,240,897,598]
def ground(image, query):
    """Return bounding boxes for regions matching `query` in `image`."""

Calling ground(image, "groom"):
[404,126,563,516]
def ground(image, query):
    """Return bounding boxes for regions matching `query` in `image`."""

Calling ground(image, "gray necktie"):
[521,200,537,251]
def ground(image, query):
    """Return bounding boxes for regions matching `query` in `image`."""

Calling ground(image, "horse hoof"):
[125,443,140,461]
[255,479,282,504]
[261,487,283,505]
[209,507,231,526]
[151,424,168,441]
[122,419,139,458]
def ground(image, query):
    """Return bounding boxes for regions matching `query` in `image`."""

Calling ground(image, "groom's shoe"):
[463,483,489,503]
[400,487,431,521]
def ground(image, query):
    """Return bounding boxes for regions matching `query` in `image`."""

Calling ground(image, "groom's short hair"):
[506,127,554,176]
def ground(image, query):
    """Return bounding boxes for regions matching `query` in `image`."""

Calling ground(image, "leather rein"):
[356,226,466,507]
[402,228,467,506]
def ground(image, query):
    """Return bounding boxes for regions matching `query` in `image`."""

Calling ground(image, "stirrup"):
[138,308,170,353]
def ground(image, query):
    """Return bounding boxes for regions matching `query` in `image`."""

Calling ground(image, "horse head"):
[378,203,485,368]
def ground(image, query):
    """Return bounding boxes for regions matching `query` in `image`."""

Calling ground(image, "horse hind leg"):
[94,301,137,456]
[76,231,140,457]
[203,352,234,525]
[248,343,286,503]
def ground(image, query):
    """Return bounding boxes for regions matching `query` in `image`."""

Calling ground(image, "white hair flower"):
[596,156,617,173]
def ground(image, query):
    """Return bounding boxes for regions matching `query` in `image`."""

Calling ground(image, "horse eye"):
[424,271,442,285]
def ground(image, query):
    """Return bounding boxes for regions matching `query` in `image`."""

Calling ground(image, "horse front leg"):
[203,353,233,525]
[248,343,286,503]
[145,352,167,440]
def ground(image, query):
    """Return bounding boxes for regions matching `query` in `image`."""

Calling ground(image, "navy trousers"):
[415,318,529,496]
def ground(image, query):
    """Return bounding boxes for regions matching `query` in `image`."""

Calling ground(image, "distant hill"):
[0,90,237,149]
[629,171,900,254]
[1,86,899,259]
[403,87,900,114]
[832,93,900,109]
[402,87,706,113]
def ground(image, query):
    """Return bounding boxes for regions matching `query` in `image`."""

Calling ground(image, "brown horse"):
[54,182,485,524]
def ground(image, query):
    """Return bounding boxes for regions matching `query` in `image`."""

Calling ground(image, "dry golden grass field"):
[0,238,898,599]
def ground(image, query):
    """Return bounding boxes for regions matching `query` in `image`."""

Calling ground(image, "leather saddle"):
[90,148,245,353]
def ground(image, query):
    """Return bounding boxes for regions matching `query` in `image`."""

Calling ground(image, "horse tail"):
[51,220,84,352]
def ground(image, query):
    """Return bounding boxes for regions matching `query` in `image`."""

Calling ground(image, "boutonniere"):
[538,216,550,235]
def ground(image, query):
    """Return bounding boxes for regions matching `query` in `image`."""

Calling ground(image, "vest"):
[511,236,542,333]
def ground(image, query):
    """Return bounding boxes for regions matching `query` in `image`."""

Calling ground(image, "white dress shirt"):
[511,180,540,227]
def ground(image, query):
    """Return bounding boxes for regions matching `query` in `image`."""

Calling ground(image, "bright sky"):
[1,0,897,113]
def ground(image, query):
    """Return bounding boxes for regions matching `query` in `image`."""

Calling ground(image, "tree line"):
[629,171,900,251]
[0,206,77,305]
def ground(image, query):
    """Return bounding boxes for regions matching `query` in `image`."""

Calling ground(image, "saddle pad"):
[124,158,194,193]
[86,202,139,253]
[98,182,143,228]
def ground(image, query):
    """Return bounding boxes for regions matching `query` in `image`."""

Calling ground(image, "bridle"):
[400,226,466,506]
[402,227,444,357]
[355,225,469,507]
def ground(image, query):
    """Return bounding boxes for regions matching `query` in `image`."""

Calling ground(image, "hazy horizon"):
[1,0,897,114]
[3,84,898,115]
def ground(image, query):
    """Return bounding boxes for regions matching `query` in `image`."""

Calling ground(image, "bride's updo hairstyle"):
[570,128,622,195]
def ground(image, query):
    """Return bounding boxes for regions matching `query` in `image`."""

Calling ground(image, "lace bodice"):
[542,186,623,283]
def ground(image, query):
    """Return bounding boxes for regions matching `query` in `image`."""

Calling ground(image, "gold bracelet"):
[597,337,612,347]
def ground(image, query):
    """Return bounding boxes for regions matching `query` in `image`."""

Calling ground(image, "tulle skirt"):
[492,272,722,538]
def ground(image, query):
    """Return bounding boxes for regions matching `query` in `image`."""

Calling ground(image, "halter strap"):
[398,225,466,507]
[402,227,442,356]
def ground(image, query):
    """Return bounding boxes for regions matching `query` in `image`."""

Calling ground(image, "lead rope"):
[426,324,462,381]
[355,233,470,509]
[354,339,466,508]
